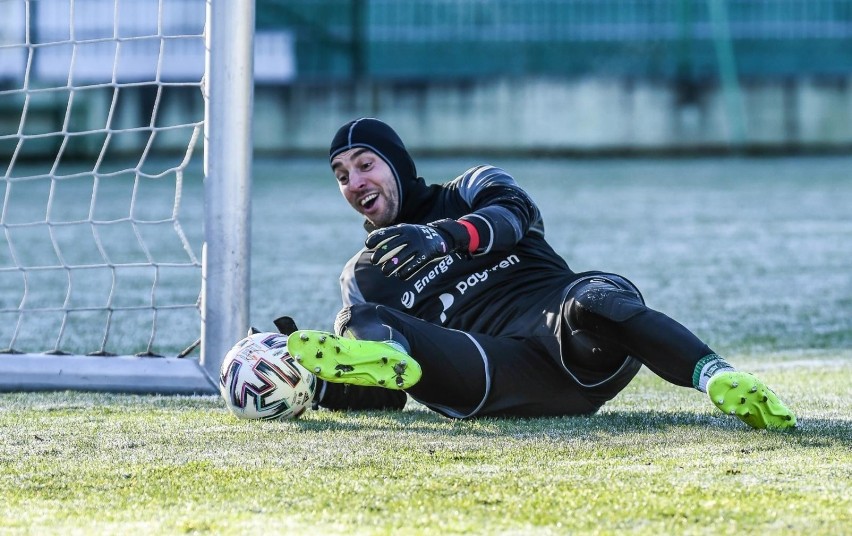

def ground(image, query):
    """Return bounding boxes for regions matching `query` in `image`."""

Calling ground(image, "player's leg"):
[272,315,407,411]
[561,274,796,429]
[289,302,604,418]
[562,275,711,387]
[288,303,488,413]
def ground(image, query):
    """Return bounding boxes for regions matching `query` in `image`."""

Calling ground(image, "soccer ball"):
[219,332,317,420]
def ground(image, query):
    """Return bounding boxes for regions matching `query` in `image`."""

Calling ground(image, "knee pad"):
[560,275,645,388]
[566,276,646,327]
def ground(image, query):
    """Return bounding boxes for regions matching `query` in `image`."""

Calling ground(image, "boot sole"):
[708,371,796,429]
[286,330,421,390]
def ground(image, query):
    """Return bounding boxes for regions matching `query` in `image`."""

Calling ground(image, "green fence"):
[257,0,852,81]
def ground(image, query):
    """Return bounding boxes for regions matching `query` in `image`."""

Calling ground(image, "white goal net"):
[0,0,253,393]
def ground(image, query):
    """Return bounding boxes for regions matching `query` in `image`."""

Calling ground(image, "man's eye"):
[336,175,348,184]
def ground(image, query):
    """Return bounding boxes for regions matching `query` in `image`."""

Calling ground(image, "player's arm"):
[365,166,541,280]
[450,165,541,256]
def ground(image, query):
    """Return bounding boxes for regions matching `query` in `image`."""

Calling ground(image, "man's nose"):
[347,171,367,189]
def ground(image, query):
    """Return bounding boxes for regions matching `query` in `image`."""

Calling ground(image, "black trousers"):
[332,273,714,419]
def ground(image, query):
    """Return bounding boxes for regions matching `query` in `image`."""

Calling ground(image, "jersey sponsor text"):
[455,254,519,295]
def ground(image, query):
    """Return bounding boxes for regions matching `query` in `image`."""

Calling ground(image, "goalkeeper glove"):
[365,219,471,280]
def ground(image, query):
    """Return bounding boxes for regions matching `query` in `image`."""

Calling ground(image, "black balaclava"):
[329,118,433,229]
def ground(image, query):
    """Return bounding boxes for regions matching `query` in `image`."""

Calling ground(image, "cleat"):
[286,330,422,390]
[708,371,797,430]
[294,354,302,362]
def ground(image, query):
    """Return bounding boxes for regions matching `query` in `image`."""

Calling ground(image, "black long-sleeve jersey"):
[340,165,583,339]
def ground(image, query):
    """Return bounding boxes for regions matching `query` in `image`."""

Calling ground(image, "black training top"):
[340,165,582,338]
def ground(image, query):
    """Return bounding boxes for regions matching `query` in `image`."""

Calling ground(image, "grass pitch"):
[2,351,849,535]
[1,156,851,534]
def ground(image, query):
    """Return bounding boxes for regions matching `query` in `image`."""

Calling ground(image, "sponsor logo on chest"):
[399,253,520,312]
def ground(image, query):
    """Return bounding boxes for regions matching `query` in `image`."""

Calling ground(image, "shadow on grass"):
[294,407,851,445]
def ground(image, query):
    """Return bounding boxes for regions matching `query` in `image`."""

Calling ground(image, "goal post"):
[0,0,254,395]
[201,0,254,384]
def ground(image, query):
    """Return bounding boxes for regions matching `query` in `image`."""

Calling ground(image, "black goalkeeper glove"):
[364,219,471,280]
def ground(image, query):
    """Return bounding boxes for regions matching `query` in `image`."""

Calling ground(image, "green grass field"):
[2,354,849,535]
[2,156,851,534]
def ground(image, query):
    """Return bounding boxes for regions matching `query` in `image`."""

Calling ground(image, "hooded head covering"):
[329,118,430,228]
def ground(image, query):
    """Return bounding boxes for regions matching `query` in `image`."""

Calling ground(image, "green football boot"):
[707,371,796,430]
[286,330,422,390]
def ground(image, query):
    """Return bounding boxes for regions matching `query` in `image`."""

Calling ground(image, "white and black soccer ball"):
[219,332,317,420]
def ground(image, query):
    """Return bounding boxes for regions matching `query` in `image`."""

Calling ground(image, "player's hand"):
[365,223,452,280]
[365,220,470,280]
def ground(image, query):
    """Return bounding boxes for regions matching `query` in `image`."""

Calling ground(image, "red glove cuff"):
[457,219,480,254]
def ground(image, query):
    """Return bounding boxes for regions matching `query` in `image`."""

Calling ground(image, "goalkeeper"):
[287,117,796,429]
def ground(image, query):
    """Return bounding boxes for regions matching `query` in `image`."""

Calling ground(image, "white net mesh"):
[0,0,205,356]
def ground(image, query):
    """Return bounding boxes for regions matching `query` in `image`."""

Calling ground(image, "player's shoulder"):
[448,164,517,188]
[453,164,514,183]
[444,165,523,204]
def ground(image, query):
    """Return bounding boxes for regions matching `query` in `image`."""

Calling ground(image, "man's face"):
[331,148,400,228]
